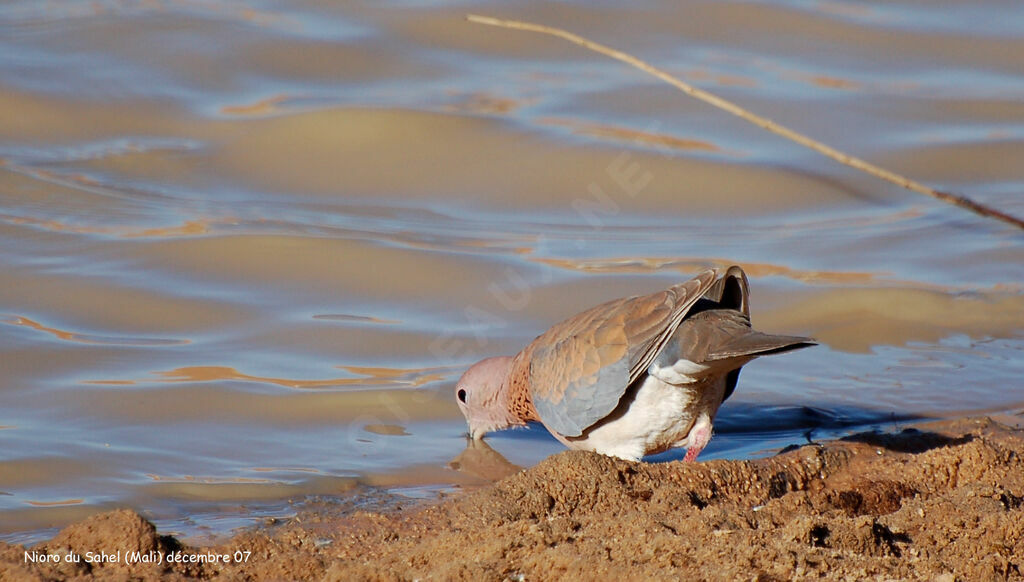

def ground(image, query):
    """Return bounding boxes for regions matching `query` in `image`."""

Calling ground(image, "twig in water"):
[466,14,1024,231]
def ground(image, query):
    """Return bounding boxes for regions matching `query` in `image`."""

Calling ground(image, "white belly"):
[562,375,711,461]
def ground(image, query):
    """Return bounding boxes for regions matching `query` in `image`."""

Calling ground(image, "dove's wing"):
[702,264,750,317]
[523,269,720,438]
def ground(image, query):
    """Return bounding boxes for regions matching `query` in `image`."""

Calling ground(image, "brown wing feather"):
[702,265,750,316]
[624,270,720,384]
[517,268,720,437]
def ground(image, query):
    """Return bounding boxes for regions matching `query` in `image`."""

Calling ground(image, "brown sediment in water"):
[2,416,1022,581]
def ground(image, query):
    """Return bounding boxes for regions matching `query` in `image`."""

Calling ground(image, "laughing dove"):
[454,266,815,462]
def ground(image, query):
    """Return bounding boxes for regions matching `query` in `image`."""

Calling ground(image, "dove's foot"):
[680,419,712,462]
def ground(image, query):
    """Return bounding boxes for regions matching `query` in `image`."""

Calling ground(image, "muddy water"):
[1,1,1022,544]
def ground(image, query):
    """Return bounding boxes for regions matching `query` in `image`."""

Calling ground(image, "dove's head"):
[454,356,519,440]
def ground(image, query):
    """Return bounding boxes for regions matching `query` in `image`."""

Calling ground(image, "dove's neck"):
[501,352,542,425]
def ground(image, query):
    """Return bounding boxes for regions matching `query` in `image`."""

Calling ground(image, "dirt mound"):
[3,417,1022,581]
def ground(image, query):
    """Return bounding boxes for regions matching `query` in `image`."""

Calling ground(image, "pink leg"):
[681,421,712,463]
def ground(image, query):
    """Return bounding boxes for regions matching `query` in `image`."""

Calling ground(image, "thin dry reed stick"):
[467,14,1024,230]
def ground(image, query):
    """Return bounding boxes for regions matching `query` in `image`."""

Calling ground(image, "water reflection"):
[449,438,523,483]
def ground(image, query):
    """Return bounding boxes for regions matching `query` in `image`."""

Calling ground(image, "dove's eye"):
[457,389,467,403]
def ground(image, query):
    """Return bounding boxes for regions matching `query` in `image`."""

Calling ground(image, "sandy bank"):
[3,416,1022,581]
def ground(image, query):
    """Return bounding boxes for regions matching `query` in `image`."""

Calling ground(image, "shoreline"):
[2,415,1022,581]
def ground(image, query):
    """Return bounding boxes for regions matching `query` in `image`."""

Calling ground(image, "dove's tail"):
[680,309,815,403]
[672,308,816,363]
[709,327,817,360]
